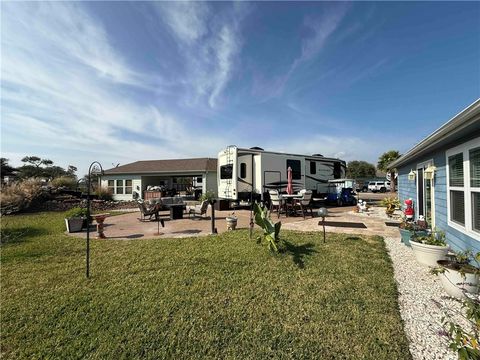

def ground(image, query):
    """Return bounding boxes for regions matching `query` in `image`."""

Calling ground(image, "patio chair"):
[269,190,284,219]
[137,200,164,226]
[295,190,313,219]
[187,200,209,219]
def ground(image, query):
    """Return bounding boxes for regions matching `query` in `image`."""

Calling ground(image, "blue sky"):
[1,1,479,175]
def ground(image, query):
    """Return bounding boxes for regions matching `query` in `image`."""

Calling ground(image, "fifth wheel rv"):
[217,145,346,202]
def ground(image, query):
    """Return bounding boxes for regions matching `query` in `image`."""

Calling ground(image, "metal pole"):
[323,217,326,243]
[249,190,254,239]
[210,200,217,234]
[86,172,90,278]
[86,161,103,279]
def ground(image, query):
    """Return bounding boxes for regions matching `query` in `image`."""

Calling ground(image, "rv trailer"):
[217,145,346,202]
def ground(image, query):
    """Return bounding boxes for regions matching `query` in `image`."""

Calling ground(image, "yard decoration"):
[403,198,414,220]
[226,212,238,231]
[410,229,449,266]
[253,202,281,252]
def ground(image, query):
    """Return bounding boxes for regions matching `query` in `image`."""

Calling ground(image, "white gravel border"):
[383,235,461,360]
[357,206,476,360]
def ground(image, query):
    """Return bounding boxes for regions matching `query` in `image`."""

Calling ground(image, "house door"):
[417,162,435,227]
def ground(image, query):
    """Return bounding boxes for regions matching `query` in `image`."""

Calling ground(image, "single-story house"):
[390,99,480,252]
[101,158,218,201]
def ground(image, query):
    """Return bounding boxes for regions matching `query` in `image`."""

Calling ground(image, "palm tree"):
[377,150,401,192]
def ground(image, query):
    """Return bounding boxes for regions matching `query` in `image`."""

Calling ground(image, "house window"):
[286,160,301,180]
[125,180,132,194]
[107,180,115,194]
[310,161,316,175]
[446,138,480,239]
[116,180,124,194]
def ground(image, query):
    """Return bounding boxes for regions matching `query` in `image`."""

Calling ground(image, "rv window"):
[333,162,342,179]
[286,160,301,180]
[220,165,233,179]
[310,161,316,174]
[240,163,247,179]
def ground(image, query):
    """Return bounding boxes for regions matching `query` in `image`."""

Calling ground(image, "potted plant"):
[398,219,428,247]
[432,250,480,299]
[410,229,449,267]
[381,196,400,217]
[226,212,238,231]
[64,207,88,233]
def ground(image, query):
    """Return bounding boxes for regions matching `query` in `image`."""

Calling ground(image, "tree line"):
[1,156,78,182]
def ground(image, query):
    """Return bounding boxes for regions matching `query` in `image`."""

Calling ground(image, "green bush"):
[64,207,88,219]
[95,186,113,201]
[51,176,77,189]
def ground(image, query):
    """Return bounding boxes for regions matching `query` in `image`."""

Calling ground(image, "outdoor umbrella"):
[286,167,293,195]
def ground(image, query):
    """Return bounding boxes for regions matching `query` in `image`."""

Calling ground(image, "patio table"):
[281,194,303,216]
[165,204,185,220]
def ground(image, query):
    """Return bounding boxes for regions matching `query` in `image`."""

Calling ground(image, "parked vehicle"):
[217,145,346,201]
[357,181,370,192]
[326,179,357,206]
[368,181,391,193]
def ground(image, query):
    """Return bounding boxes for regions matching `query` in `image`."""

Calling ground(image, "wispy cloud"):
[1,2,226,174]
[252,4,349,101]
[154,2,245,108]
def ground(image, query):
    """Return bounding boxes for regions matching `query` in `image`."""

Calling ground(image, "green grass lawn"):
[1,212,411,359]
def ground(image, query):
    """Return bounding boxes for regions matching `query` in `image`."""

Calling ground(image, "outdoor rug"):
[318,221,367,229]
[385,222,401,227]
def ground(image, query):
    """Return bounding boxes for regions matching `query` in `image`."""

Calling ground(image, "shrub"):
[0,178,44,214]
[199,190,216,203]
[95,186,113,201]
[64,207,88,219]
[51,176,77,189]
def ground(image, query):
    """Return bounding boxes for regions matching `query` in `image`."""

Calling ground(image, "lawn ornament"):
[404,198,414,220]
[357,200,368,213]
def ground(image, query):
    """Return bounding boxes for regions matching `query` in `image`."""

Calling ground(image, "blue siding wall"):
[397,149,480,253]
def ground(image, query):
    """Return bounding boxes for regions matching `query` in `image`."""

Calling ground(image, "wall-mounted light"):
[424,164,436,180]
[408,169,416,181]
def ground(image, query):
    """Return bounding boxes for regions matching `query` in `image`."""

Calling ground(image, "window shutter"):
[470,147,480,188]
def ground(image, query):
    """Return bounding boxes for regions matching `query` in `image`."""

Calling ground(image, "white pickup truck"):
[368,181,391,193]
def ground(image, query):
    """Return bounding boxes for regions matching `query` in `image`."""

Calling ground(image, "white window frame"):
[416,159,435,228]
[446,137,480,241]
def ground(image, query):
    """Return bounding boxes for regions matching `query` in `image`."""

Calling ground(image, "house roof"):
[103,158,218,175]
[389,99,480,169]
